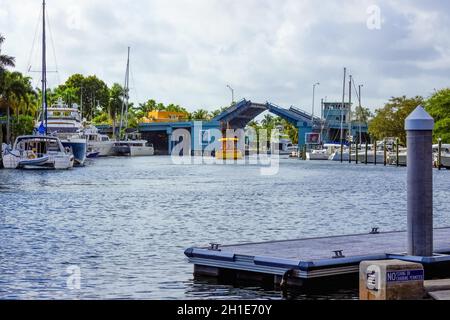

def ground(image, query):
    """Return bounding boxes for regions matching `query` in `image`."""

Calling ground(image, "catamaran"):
[112,132,155,156]
[2,136,74,170]
[1,1,73,170]
[27,0,87,166]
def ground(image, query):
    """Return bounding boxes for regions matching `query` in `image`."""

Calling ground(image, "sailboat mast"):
[340,67,346,145]
[42,0,48,134]
[124,47,130,129]
[348,75,352,143]
[119,47,130,138]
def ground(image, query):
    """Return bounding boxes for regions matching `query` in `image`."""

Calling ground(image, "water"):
[1,157,450,300]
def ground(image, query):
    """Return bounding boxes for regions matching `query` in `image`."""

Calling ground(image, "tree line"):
[3,32,450,145]
[368,91,450,145]
[0,34,229,142]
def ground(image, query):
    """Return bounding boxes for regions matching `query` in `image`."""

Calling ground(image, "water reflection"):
[1,157,449,299]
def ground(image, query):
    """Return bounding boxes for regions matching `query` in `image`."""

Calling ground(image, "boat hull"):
[88,141,114,157]
[329,151,350,161]
[307,152,329,161]
[62,139,86,166]
[112,145,131,156]
[130,146,155,157]
[355,152,385,164]
[2,151,74,170]
[19,156,50,167]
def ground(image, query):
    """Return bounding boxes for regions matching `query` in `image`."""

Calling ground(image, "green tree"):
[139,99,157,114]
[53,74,109,120]
[261,114,275,128]
[210,106,229,119]
[12,115,35,137]
[0,34,15,72]
[191,109,210,121]
[353,106,373,124]
[425,88,450,143]
[109,83,125,138]
[369,96,424,145]
[0,34,16,144]
[0,71,35,143]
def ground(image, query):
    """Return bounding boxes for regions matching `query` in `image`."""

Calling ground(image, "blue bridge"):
[212,99,314,146]
[97,99,362,155]
[131,100,318,154]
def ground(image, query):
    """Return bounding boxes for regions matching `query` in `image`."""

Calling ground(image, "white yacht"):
[2,136,74,170]
[306,149,329,161]
[329,147,350,161]
[112,132,155,157]
[433,144,450,168]
[36,98,87,166]
[388,148,408,166]
[82,125,114,157]
[274,126,298,156]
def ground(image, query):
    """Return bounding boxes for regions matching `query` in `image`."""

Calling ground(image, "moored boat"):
[37,98,87,166]
[306,149,329,161]
[83,125,114,157]
[2,135,74,170]
[112,132,155,157]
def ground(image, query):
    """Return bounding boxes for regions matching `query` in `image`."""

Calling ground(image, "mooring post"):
[365,141,368,165]
[396,138,400,167]
[438,138,442,170]
[348,142,352,164]
[356,142,359,165]
[384,139,387,166]
[405,106,434,257]
[374,140,377,166]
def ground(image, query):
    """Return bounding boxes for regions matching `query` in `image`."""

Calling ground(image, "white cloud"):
[0,0,448,113]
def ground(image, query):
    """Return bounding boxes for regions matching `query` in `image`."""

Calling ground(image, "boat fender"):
[280,268,296,291]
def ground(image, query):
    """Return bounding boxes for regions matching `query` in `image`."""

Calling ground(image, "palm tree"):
[0,71,34,143]
[261,114,275,128]
[1,34,16,144]
[210,106,229,119]
[0,34,15,72]
[109,83,125,138]
[191,109,210,121]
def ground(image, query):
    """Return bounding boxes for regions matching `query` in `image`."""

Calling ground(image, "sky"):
[0,0,449,113]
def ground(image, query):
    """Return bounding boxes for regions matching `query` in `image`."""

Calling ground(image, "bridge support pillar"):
[297,122,312,153]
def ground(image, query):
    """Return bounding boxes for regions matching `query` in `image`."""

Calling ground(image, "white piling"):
[405,106,435,257]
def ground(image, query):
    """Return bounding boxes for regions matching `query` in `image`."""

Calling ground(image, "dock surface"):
[185,228,450,281]
[219,228,450,260]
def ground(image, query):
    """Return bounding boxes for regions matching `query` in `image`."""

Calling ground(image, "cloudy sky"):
[0,0,449,113]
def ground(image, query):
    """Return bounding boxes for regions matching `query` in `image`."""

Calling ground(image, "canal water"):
[1,157,450,300]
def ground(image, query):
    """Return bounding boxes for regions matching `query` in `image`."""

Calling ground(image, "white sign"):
[366,265,381,291]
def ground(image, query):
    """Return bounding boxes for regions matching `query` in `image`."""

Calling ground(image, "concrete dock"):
[185,227,450,286]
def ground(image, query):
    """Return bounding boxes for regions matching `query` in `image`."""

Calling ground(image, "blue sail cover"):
[38,122,46,135]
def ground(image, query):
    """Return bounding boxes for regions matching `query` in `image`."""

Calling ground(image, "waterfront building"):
[141,111,189,123]
[321,101,369,144]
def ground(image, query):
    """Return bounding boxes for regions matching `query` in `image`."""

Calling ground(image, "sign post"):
[360,260,425,300]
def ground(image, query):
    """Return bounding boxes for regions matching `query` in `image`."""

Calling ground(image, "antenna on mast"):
[119,47,131,138]
[42,0,48,135]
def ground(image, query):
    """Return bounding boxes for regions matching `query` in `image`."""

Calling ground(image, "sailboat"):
[111,47,155,157]
[2,0,74,170]
[31,2,86,166]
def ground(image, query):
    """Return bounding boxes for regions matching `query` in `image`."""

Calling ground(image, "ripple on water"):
[1,157,450,299]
